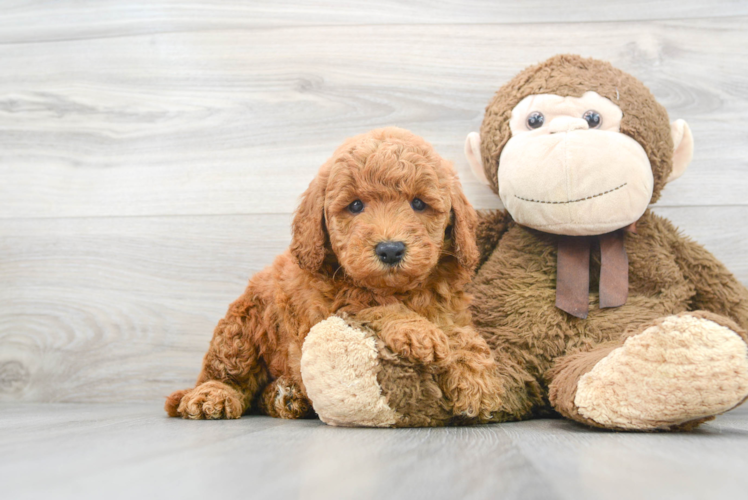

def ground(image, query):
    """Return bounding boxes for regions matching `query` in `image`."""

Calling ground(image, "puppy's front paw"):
[171,381,245,420]
[382,320,450,364]
[447,373,504,423]
[442,362,504,422]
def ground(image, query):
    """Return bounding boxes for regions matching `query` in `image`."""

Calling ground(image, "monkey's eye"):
[411,198,427,211]
[526,111,545,129]
[583,110,602,129]
[348,200,364,214]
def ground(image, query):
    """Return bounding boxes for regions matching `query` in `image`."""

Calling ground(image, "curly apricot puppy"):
[165,127,503,425]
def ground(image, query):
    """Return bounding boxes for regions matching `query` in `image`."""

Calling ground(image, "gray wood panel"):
[1,207,747,402]
[0,214,290,402]
[1,0,747,45]
[2,18,748,219]
[2,402,748,500]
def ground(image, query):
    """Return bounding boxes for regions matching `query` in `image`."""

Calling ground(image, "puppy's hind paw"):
[259,377,313,419]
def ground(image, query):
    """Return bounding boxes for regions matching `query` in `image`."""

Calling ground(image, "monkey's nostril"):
[375,241,406,265]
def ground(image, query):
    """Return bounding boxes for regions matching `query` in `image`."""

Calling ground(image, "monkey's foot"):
[575,314,748,430]
[300,316,401,427]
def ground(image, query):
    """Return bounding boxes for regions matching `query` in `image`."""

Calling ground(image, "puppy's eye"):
[411,198,427,211]
[583,110,602,129]
[348,200,364,214]
[527,111,544,129]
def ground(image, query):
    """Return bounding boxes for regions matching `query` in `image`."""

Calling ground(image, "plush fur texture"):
[468,55,748,431]
[165,127,502,423]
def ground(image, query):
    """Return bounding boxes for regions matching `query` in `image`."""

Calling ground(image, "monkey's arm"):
[475,209,513,269]
[671,228,748,331]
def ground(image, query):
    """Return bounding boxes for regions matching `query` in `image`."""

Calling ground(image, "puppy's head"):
[291,127,478,293]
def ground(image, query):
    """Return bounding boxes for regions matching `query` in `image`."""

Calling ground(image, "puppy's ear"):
[448,171,479,271]
[291,166,329,272]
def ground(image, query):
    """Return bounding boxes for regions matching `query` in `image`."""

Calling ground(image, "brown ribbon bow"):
[555,224,635,319]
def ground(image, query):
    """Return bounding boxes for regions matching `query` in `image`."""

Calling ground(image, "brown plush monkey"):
[463,54,748,430]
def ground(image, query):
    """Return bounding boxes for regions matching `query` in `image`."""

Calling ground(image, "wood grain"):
[1,1,747,45]
[1,402,747,500]
[0,214,290,402]
[2,18,748,219]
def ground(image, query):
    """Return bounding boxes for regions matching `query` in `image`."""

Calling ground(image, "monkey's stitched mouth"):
[514,182,627,205]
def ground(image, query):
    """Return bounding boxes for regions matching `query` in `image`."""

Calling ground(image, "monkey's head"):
[465,54,693,236]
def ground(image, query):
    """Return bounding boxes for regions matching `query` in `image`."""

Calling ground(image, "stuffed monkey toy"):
[462,54,748,430]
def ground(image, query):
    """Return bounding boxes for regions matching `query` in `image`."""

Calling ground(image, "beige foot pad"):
[300,316,400,427]
[575,315,748,430]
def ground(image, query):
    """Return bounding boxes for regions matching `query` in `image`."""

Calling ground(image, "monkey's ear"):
[464,132,490,186]
[667,119,693,183]
[290,169,328,272]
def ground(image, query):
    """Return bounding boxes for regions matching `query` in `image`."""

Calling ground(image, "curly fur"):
[165,127,501,422]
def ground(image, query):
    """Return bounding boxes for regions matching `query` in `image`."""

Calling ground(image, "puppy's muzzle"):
[375,241,406,265]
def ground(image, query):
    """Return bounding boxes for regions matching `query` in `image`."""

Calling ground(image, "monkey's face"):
[498,91,653,235]
[465,56,694,234]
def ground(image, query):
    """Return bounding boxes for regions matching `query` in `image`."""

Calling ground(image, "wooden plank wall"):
[1,1,747,403]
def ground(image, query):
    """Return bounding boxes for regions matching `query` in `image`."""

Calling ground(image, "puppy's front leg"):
[356,304,449,364]
[440,325,504,423]
[350,307,503,423]
[165,297,268,419]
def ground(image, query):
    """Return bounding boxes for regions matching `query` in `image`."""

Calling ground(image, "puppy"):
[165,127,502,423]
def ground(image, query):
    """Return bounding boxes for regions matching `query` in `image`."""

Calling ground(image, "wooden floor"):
[3,402,748,500]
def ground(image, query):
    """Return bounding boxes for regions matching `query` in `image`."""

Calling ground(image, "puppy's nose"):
[375,241,406,265]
